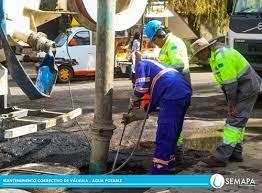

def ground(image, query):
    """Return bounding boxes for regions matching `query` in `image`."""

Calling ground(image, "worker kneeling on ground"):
[122,52,192,174]
[191,37,261,167]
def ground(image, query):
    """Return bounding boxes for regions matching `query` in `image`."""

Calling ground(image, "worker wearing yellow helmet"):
[145,20,191,164]
[191,37,261,167]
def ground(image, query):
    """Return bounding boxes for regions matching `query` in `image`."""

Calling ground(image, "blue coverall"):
[134,59,192,174]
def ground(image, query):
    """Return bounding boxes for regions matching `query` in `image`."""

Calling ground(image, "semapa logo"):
[225,177,256,186]
[210,174,225,189]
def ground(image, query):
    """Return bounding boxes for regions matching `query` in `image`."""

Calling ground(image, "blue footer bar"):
[0,175,214,188]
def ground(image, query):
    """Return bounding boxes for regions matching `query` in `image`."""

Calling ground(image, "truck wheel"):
[57,66,73,83]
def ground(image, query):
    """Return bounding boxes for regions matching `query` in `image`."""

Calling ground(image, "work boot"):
[214,144,235,162]
[229,143,243,162]
[202,156,227,167]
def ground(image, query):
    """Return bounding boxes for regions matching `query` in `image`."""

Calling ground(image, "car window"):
[235,0,262,13]
[70,31,90,46]
[55,31,72,47]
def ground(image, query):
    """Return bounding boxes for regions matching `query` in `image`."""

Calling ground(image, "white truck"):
[227,0,262,77]
[38,26,97,83]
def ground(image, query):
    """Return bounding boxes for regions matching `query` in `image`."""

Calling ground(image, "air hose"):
[106,102,151,175]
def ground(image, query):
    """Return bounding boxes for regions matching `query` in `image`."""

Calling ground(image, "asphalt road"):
[0,64,262,193]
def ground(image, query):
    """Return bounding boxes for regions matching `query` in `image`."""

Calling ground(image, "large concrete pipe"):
[68,0,148,31]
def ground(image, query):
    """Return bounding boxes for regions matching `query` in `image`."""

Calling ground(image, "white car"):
[37,26,158,83]
[38,27,96,83]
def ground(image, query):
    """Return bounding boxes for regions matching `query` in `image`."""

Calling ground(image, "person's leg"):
[128,65,133,80]
[203,94,258,167]
[173,94,191,164]
[230,94,258,161]
[203,119,245,167]
[151,97,190,174]
[214,124,243,162]
[230,134,244,162]
[151,117,174,175]
[174,77,191,163]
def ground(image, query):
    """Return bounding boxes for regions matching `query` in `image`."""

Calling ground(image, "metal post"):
[89,0,116,174]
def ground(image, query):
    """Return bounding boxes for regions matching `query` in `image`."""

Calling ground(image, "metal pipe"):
[111,109,131,171]
[89,0,116,174]
[13,28,32,43]
[106,102,151,175]
[13,28,55,53]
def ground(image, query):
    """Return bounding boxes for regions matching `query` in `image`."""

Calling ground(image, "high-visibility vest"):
[209,48,249,86]
[158,33,189,72]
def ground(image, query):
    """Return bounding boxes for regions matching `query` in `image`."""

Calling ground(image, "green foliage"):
[173,0,228,30]
[148,0,229,32]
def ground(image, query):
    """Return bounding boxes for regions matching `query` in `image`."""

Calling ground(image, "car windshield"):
[235,0,262,13]
[54,31,72,47]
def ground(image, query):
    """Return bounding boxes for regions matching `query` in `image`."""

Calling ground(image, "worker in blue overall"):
[122,53,192,174]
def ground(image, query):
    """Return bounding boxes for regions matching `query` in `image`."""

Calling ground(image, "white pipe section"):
[77,0,148,31]
[13,28,32,43]
[8,21,54,53]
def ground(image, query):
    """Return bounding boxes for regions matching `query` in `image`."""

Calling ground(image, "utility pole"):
[89,0,116,174]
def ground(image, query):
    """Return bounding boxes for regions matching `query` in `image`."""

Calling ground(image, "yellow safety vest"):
[158,33,189,72]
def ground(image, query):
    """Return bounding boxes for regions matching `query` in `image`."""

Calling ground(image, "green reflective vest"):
[209,48,249,86]
[158,33,189,72]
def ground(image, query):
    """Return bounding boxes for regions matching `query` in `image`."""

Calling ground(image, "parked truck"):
[227,0,262,76]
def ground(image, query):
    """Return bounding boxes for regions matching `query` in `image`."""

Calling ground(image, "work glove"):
[122,108,147,125]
